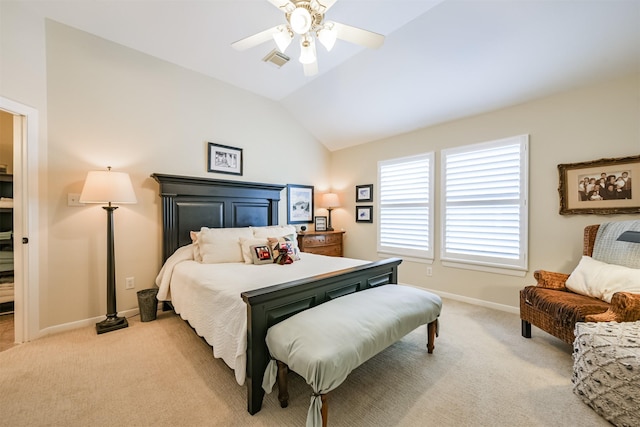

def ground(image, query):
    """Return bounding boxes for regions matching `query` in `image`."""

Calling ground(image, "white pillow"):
[251,225,297,239]
[190,230,203,262]
[239,237,269,264]
[566,256,640,303]
[197,227,253,264]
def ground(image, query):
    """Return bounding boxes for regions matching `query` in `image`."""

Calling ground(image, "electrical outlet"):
[125,277,135,289]
[67,193,85,207]
[426,267,433,277]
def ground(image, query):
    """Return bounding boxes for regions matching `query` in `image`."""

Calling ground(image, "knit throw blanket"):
[592,220,640,269]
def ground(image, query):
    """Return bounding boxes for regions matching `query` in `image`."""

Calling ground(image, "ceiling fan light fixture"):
[309,0,326,14]
[290,7,312,34]
[317,24,337,51]
[299,36,317,64]
[273,26,293,53]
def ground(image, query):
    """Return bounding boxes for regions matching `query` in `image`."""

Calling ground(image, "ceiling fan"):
[231,0,385,76]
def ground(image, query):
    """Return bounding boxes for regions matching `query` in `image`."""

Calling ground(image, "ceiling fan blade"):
[303,61,318,77]
[332,22,384,49]
[267,0,295,12]
[231,26,279,51]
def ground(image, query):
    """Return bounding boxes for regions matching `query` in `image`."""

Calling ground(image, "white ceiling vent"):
[262,49,290,68]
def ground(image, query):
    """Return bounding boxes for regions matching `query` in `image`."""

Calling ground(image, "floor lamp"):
[321,193,340,231]
[80,167,137,334]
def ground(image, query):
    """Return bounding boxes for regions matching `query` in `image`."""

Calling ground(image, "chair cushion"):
[521,286,610,328]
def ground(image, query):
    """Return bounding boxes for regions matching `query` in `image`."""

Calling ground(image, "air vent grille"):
[263,49,290,68]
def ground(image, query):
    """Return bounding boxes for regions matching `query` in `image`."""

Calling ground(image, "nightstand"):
[297,231,344,257]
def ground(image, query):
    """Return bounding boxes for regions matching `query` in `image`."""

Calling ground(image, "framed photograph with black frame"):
[356,206,373,223]
[287,184,314,224]
[558,154,639,215]
[314,216,327,231]
[356,184,373,202]
[207,142,243,175]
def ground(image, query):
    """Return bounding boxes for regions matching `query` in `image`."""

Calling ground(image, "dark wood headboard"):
[151,174,285,261]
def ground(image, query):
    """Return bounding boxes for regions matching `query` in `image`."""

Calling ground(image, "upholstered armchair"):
[520,222,640,344]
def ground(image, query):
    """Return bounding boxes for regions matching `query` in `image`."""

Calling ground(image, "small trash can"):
[137,288,159,322]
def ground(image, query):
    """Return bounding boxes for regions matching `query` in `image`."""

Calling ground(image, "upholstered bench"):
[262,284,442,427]
[572,321,640,426]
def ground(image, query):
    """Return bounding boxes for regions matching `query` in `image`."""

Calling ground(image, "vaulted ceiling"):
[20,0,640,151]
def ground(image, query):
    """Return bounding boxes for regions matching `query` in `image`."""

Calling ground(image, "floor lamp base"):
[96,315,129,334]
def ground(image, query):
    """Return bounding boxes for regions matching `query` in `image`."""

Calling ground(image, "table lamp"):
[321,193,340,231]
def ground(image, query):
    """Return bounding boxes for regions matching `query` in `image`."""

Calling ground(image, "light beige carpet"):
[0,298,610,426]
[0,312,14,352]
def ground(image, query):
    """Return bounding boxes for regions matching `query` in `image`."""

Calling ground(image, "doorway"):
[0,96,39,345]
[0,110,15,350]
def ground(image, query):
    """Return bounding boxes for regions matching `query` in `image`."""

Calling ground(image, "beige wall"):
[331,73,640,310]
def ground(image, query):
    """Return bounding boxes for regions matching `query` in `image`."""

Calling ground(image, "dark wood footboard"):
[241,257,402,415]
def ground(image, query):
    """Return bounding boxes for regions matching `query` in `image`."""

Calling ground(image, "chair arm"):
[533,270,570,290]
[585,292,640,322]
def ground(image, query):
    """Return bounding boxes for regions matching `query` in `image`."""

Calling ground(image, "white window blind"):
[441,135,528,273]
[378,152,434,260]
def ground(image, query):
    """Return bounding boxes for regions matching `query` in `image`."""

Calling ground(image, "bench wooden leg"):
[276,360,289,408]
[427,319,438,354]
[277,361,329,426]
[321,393,329,427]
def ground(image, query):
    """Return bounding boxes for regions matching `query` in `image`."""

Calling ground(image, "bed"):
[151,173,402,415]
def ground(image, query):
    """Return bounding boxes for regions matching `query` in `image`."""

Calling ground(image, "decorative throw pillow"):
[267,234,300,261]
[239,237,269,264]
[250,244,274,265]
[566,255,640,303]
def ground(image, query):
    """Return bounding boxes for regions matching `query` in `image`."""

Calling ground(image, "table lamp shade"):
[321,193,340,209]
[80,170,137,204]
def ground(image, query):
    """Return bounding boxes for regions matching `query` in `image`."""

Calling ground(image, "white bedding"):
[155,245,369,385]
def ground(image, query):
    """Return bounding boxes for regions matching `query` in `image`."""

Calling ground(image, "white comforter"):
[155,245,368,385]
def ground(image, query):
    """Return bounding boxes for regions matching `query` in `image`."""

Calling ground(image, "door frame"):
[0,96,40,343]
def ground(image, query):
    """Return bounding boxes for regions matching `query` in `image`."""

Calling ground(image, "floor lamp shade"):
[80,168,137,334]
[79,170,137,205]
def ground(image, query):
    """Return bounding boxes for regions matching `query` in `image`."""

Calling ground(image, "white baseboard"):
[34,290,516,340]
[400,283,519,315]
[36,307,142,339]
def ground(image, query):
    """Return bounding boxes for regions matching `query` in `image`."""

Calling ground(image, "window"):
[441,135,528,275]
[378,152,434,261]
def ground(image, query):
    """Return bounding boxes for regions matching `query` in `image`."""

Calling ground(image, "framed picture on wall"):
[287,184,314,224]
[207,142,243,175]
[356,184,373,202]
[558,154,640,214]
[356,206,373,223]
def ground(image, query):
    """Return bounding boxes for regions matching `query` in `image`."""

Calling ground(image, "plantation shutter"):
[378,153,434,260]
[441,135,528,272]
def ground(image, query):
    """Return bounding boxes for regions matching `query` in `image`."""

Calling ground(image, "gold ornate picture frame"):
[558,154,639,215]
